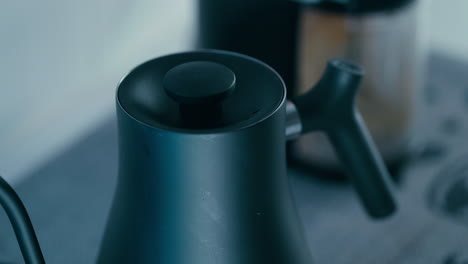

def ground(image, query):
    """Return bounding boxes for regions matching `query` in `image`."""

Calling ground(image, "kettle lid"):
[117,50,285,132]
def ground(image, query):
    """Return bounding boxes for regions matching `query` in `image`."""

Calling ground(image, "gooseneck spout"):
[0,175,45,264]
[288,59,396,218]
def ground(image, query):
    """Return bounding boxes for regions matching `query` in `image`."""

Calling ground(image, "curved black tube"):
[0,175,45,264]
[291,59,396,218]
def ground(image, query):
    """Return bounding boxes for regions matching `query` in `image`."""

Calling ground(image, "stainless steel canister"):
[289,0,427,170]
[197,0,428,172]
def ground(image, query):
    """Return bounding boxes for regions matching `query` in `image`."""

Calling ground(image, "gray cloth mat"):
[1,53,468,263]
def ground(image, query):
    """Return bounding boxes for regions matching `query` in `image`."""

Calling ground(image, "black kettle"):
[0,50,395,263]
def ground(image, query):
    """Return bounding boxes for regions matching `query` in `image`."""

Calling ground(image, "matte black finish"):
[117,50,284,131]
[97,88,312,263]
[163,61,236,128]
[0,176,45,264]
[97,50,313,263]
[0,50,395,264]
[97,51,396,263]
[291,59,396,217]
[163,61,236,105]
[197,0,299,89]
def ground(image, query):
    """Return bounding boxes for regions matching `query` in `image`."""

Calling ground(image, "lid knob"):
[163,61,236,105]
[163,61,236,128]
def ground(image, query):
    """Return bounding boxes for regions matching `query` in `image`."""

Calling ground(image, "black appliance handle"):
[291,59,396,218]
[0,175,46,264]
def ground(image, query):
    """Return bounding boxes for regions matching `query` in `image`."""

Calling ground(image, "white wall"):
[429,0,468,61]
[0,0,466,184]
[0,0,195,183]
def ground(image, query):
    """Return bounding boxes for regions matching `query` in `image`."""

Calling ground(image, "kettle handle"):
[326,111,396,218]
[290,59,396,218]
[0,175,46,264]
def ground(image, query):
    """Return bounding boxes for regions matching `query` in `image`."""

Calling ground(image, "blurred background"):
[0,0,196,183]
[0,0,467,184]
[2,1,468,263]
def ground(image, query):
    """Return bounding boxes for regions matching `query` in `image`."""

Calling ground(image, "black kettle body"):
[98,95,311,263]
[97,51,312,263]
[0,50,395,264]
[97,50,394,263]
